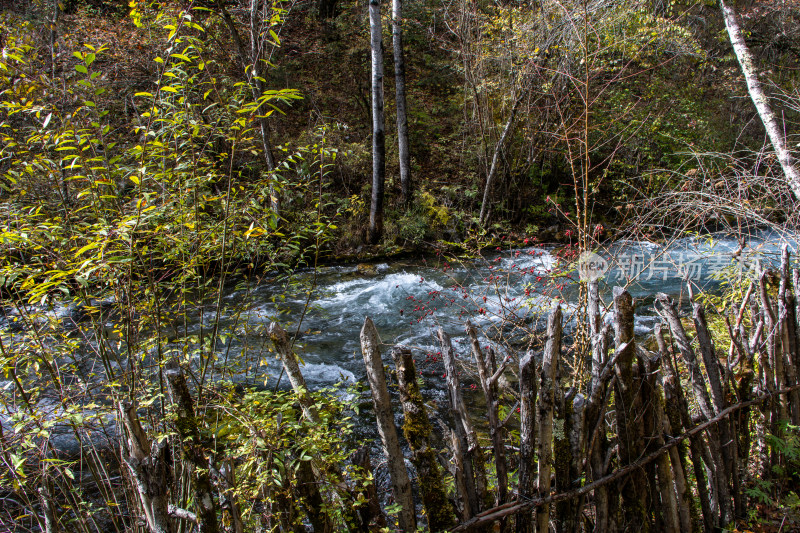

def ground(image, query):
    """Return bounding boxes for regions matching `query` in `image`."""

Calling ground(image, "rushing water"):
[4,229,797,397]
[194,229,799,393]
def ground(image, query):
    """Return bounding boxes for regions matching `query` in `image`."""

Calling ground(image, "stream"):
[198,229,799,393]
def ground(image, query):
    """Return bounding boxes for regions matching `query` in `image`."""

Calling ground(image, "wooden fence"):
[355,245,800,532]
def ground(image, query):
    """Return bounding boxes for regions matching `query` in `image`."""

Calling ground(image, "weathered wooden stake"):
[360,317,417,532]
[657,293,730,527]
[588,280,611,532]
[268,322,320,423]
[693,303,734,525]
[536,305,561,533]
[656,327,698,533]
[438,327,489,514]
[466,322,508,507]
[391,346,456,530]
[118,401,174,533]
[779,247,800,425]
[351,446,387,530]
[517,350,537,533]
[612,288,649,531]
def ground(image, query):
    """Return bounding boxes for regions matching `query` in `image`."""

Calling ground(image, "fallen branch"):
[168,505,197,523]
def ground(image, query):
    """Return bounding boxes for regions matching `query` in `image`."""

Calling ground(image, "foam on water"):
[296,363,357,386]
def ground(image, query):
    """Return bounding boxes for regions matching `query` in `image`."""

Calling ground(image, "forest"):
[2,0,800,531]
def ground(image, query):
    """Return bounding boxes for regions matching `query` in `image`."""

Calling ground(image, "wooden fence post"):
[693,302,735,525]
[466,322,508,507]
[612,288,649,530]
[517,349,538,533]
[360,317,417,532]
[118,401,174,533]
[438,327,489,515]
[536,305,561,533]
[351,446,387,530]
[656,292,730,528]
[391,346,456,530]
[164,362,220,533]
[779,246,800,425]
[586,280,611,531]
[268,322,320,423]
[656,327,699,533]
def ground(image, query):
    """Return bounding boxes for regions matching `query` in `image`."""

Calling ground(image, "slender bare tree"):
[368,0,386,244]
[392,0,411,205]
[216,0,280,216]
[720,0,800,201]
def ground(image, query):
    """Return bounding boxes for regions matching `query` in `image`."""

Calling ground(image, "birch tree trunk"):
[392,0,411,205]
[720,0,800,200]
[368,0,386,244]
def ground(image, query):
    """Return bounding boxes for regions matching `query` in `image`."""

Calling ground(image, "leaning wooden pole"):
[719,0,800,200]
[360,318,417,531]
[268,322,320,423]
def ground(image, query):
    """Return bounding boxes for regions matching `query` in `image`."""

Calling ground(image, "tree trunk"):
[164,362,220,533]
[360,318,416,531]
[368,0,386,244]
[720,0,800,200]
[392,0,411,205]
